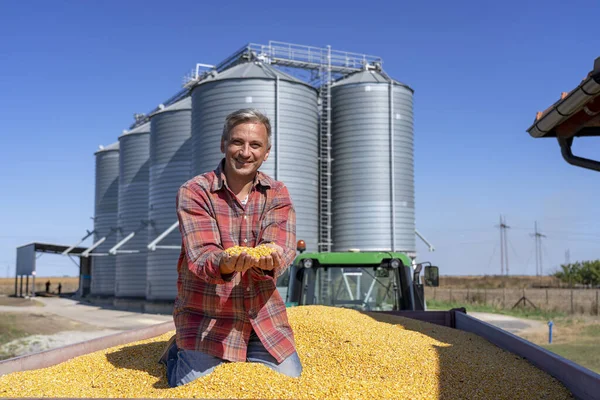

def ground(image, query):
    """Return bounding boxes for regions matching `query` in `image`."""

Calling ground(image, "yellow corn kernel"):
[0,306,573,399]
[224,244,275,260]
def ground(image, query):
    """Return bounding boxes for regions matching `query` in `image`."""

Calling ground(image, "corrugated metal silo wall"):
[331,81,415,252]
[191,78,319,253]
[91,147,119,296]
[115,130,150,298]
[147,106,192,301]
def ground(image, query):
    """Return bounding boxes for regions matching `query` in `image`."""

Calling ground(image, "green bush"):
[553,260,600,286]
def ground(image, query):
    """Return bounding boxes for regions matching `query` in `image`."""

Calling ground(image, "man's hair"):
[221,108,272,147]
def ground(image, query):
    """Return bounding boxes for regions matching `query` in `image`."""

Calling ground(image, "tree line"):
[553,260,600,287]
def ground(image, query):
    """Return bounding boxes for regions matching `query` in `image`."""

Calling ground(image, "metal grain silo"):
[114,122,150,298]
[331,69,415,253]
[146,97,192,301]
[91,142,120,296]
[191,61,319,252]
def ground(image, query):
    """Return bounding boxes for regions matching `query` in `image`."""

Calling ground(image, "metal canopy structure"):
[15,242,90,298]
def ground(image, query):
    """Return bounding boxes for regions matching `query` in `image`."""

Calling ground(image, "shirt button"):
[243,238,248,243]
[244,215,247,220]
[248,309,256,319]
[246,287,250,292]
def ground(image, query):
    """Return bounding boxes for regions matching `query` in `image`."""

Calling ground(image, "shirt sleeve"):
[258,184,297,279]
[176,184,235,285]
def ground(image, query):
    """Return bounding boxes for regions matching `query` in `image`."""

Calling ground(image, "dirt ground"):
[1,312,100,336]
[0,296,172,361]
[0,311,104,360]
[0,297,45,307]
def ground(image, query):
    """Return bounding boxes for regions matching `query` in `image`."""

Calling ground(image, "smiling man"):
[159,108,301,388]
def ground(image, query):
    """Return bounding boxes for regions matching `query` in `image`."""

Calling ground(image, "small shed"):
[15,242,90,298]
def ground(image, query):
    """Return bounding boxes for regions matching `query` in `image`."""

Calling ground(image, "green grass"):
[542,344,600,373]
[426,299,566,321]
[583,325,600,336]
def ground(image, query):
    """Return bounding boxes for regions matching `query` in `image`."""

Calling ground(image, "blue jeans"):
[162,331,302,387]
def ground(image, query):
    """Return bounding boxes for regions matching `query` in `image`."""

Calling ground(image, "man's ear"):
[263,146,271,162]
[220,138,225,153]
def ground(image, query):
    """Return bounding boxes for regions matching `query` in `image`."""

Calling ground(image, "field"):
[438,275,564,289]
[425,286,600,315]
[0,277,79,296]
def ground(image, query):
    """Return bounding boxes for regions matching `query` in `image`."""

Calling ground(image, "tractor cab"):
[277,241,439,312]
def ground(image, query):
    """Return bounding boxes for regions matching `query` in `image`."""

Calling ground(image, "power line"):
[543,229,600,239]
[487,242,498,271]
[524,245,536,274]
[541,243,553,275]
[507,238,519,261]
[545,236,600,244]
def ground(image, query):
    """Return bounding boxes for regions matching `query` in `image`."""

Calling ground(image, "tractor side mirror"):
[424,266,439,287]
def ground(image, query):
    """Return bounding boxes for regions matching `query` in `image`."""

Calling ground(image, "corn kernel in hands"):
[224,244,276,260]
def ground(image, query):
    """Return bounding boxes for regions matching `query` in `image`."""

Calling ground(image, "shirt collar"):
[211,158,272,193]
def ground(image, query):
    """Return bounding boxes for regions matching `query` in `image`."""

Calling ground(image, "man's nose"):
[240,144,251,157]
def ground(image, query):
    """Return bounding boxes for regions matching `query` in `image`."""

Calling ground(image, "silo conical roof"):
[94,141,120,155]
[120,121,151,138]
[149,96,192,118]
[332,69,413,92]
[197,61,315,90]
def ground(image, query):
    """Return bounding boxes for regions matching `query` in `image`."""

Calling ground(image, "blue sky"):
[1,0,599,278]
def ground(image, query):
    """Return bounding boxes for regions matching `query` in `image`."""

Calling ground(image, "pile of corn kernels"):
[0,306,572,399]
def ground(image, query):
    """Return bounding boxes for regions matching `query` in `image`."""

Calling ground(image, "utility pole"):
[531,221,546,276]
[503,216,510,275]
[499,215,504,275]
[565,249,570,265]
[497,215,511,276]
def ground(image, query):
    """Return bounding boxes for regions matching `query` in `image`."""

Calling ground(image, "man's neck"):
[224,166,255,198]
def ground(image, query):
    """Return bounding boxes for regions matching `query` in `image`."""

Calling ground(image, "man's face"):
[221,121,270,180]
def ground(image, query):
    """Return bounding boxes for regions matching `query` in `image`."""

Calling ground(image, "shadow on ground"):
[105,340,170,388]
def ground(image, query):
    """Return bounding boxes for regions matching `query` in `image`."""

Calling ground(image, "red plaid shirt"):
[173,160,297,363]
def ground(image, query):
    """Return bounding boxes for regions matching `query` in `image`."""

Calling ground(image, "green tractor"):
[277,241,439,311]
